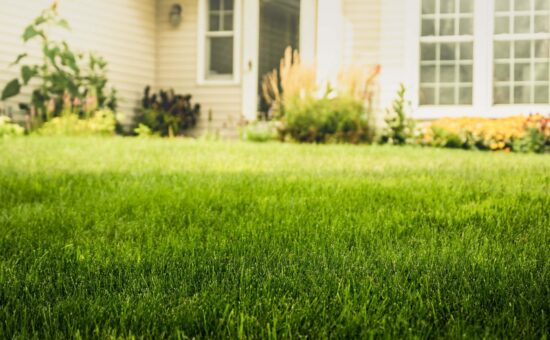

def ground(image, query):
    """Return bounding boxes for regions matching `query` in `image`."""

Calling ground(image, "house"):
[1,0,549,137]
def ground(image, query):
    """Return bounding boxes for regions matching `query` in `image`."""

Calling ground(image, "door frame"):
[241,0,317,121]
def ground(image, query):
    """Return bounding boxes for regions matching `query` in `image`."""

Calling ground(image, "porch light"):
[169,4,182,27]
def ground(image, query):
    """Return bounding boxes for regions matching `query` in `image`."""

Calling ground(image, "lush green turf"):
[0,137,549,339]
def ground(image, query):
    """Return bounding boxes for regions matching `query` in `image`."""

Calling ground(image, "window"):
[199,0,240,82]
[419,0,475,106]
[493,0,550,104]
[416,0,550,111]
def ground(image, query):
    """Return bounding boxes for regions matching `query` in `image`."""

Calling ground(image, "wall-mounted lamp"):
[169,4,183,27]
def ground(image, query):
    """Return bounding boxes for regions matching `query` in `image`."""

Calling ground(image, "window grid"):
[493,0,550,104]
[205,0,235,79]
[420,0,475,106]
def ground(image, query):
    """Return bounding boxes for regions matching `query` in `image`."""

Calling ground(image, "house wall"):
[340,0,410,114]
[156,0,243,139]
[0,0,156,123]
[341,0,382,67]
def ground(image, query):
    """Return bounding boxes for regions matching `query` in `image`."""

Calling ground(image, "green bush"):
[135,86,200,137]
[0,116,24,138]
[37,109,116,136]
[241,121,279,142]
[281,95,371,144]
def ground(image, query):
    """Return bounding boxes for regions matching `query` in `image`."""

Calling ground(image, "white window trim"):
[197,0,242,86]
[409,0,550,119]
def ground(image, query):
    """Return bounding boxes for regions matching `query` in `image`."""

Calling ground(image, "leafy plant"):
[1,2,117,127]
[136,86,201,137]
[37,108,116,136]
[261,47,380,144]
[283,95,371,144]
[0,116,24,138]
[241,121,279,142]
[380,84,416,145]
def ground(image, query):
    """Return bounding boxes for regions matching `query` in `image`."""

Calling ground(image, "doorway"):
[258,0,301,116]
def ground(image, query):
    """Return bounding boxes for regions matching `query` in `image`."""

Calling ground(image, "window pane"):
[440,65,456,82]
[515,40,531,58]
[535,62,549,81]
[224,0,234,10]
[440,43,456,60]
[422,0,436,14]
[514,0,530,11]
[494,86,511,104]
[495,16,510,34]
[422,19,436,36]
[460,65,473,82]
[440,18,455,36]
[223,13,233,30]
[514,85,530,103]
[421,65,437,82]
[440,87,455,104]
[459,18,473,35]
[460,42,473,60]
[514,63,531,81]
[535,0,550,10]
[460,0,474,13]
[209,14,220,31]
[210,0,221,11]
[495,41,511,59]
[207,37,234,77]
[535,15,549,33]
[440,0,455,13]
[495,0,511,12]
[421,43,437,60]
[495,63,511,81]
[535,40,549,58]
[514,16,531,34]
[420,86,436,105]
[459,87,473,104]
[535,85,549,103]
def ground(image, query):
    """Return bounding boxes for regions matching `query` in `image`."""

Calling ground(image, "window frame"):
[410,0,550,119]
[197,0,242,86]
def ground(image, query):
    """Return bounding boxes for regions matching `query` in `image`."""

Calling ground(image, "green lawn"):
[0,137,549,338]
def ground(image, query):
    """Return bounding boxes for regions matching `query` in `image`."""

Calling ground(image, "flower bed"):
[417,114,549,153]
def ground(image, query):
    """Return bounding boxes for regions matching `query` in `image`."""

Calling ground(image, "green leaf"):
[1,79,21,101]
[34,15,47,26]
[22,25,41,42]
[21,66,38,85]
[57,19,70,30]
[11,53,28,66]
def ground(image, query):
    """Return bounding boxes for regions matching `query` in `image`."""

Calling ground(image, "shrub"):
[418,114,549,153]
[260,47,380,144]
[135,86,201,137]
[240,121,279,142]
[37,109,116,136]
[1,3,117,129]
[283,95,370,144]
[379,84,416,145]
[0,116,24,138]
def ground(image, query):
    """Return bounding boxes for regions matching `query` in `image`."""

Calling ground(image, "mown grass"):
[0,136,549,339]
